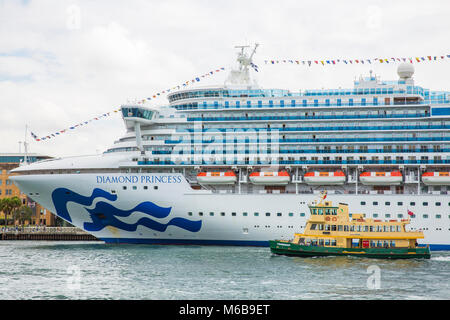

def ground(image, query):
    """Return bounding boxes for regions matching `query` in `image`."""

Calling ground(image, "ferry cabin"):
[292,201,424,249]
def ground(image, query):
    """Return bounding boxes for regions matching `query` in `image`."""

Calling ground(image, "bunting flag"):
[263,54,449,66]
[32,67,226,142]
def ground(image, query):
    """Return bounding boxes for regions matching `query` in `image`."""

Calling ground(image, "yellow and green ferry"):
[270,192,431,259]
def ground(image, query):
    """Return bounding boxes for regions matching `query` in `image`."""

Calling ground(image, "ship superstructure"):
[11,46,450,249]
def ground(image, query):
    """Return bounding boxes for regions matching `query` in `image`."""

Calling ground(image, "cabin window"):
[122,186,127,190]
[436,202,441,206]
[390,241,396,247]
[389,226,395,232]
[370,241,376,247]
[243,212,248,216]
[325,224,331,231]
[143,186,148,190]
[410,202,415,206]
[363,226,368,232]
[356,225,361,232]
[338,225,343,231]
[331,225,337,231]
[325,239,330,246]
[311,209,317,215]
[373,201,378,206]
[254,212,259,216]
[332,209,337,215]
[373,213,378,218]
[377,241,383,247]
[220,212,225,216]
[377,226,383,232]
[319,239,324,246]
[277,212,282,217]
[436,214,441,219]
[265,212,271,217]
[331,239,337,246]
[423,202,428,206]
[232,212,236,216]
[300,213,306,217]
[325,209,330,215]
[311,239,318,246]
[350,225,355,232]
[397,226,402,232]
[423,214,428,218]
[385,214,391,218]
[383,226,388,232]
[398,202,403,206]
[318,209,323,215]
[154,186,158,190]
[199,212,203,216]
[369,226,374,232]
[310,224,317,230]
[132,186,137,190]
[288,212,294,217]
[385,202,390,206]
[210,212,214,216]
[397,214,403,218]
[344,225,349,231]
[361,201,366,205]
[318,224,324,230]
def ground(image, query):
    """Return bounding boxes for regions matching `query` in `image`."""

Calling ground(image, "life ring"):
[332,217,337,222]
[325,217,331,221]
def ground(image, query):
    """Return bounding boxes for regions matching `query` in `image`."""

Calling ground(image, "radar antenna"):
[226,43,259,86]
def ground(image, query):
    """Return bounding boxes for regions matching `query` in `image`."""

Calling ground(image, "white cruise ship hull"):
[12,173,450,250]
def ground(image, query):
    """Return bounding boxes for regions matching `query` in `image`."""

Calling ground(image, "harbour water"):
[0,241,448,300]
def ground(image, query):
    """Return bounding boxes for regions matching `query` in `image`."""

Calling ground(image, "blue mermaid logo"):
[51,188,202,233]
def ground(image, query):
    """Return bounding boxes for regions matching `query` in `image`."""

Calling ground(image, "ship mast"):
[226,43,259,86]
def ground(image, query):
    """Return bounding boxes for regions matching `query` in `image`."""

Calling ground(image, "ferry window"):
[344,225,349,231]
[377,241,383,247]
[436,214,441,219]
[390,226,395,232]
[210,212,214,216]
[363,226,368,232]
[220,212,225,216]
[332,209,337,215]
[318,224,324,230]
[199,212,203,216]
[369,226,374,232]
[377,226,382,232]
[385,202,390,206]
[277,213,282,217]
[266,212,271,217]
[423,202,428,206]
[383,226,389,232]
[243,212,248,216]
[325,209,330,215]
[310,224,317,230]
[410,202,415,206]
[390,241,395,247]
[331,240,337,246]
[350,225,355,231]
[423,214,428,218]
[385,214,391,218]
[436,202,441,206]
[311,239,318,246]
[373,201,378,206]
[300,213,306,217]
[338,225,343,231]
[318,209,323,215]
[188,212,193,216]
[311,209,317,215]
[325,239,330,246]
[356,225,361,232]
[122,186,127,190]
[319,239,324,246]
[232,212,236,216]
[254,212,259,216]
[331,225,337,231]
[370,241,376,247]
[325,224,331,231]
[397,226,402,232]
[361,201,366,205]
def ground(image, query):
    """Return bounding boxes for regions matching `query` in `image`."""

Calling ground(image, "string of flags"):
[31,67,226,142]
[263,55,450,66]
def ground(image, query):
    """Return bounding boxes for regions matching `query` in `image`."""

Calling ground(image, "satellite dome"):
[397,63,414,79]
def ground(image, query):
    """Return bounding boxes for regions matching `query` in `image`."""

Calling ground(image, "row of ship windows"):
[310,224,403,232]
[360,201,449,207]
[186,211,450,219]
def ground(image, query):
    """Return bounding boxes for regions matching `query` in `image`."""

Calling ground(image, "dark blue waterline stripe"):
[99,238,450,250]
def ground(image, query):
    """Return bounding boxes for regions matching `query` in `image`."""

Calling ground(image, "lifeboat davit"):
[249,171,290,185]
[422,172,450,185]
[303,171,346,185]
[359,171,402,185]
[197,171,237,184]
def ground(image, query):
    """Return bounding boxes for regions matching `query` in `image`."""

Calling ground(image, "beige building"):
[0,153,58,226]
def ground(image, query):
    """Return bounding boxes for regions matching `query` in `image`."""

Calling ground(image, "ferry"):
[10,44,450,249]
[269,192,431,259]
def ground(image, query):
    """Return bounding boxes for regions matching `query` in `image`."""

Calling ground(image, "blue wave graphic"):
[51,187,202,233]
[52,188,117,222]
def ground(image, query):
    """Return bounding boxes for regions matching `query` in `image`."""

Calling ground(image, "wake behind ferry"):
[11,45,450,250]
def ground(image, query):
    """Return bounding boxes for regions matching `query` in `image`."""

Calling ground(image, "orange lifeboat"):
[249,171,290,185]
[197,171,237,184]
[359,171,402,185]
[422,172,450,185]
[303,171,346,185]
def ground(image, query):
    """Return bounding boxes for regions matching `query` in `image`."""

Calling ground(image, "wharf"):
[0,227,99,241]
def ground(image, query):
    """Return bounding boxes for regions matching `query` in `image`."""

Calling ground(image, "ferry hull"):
[269,241,431,259]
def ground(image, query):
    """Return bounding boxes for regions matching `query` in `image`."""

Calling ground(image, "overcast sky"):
[1,0,449,158]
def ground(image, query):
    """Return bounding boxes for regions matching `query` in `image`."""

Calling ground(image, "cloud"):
[0,0,449,158]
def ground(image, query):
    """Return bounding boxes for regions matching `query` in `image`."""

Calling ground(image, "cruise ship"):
[11,46,450,250]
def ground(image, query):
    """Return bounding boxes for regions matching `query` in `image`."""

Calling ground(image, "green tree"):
[12,205,33,226]
[0,197,22,229]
